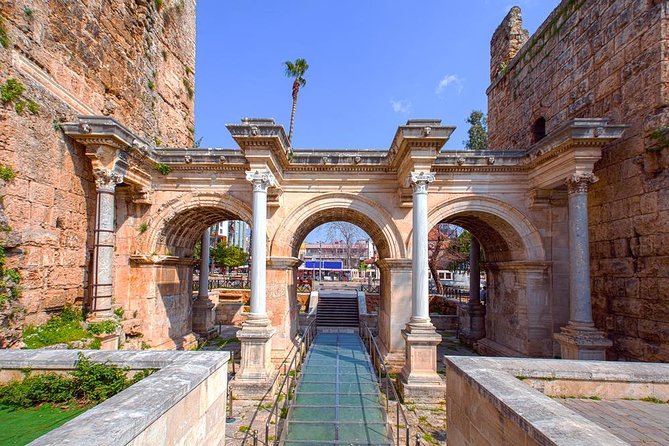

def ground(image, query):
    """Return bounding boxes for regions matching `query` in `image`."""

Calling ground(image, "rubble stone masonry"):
[0,0,195,326]
[488,0,669,361]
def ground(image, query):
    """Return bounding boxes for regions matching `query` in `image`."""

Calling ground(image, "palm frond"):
[284,61,297,77]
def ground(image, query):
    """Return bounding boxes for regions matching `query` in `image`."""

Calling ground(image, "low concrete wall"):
[430,314,458,331]
[445,356,669,446]
[215,301,246,325]
[0,350,229,446]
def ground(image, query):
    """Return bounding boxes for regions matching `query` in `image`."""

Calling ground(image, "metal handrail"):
[359,321,410,446]
[264,321,317,446]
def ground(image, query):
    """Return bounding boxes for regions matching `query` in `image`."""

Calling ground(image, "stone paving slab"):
[559,398,669,445]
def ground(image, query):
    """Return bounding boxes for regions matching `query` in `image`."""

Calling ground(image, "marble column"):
[193,230,216,337]
[410,172,433,325]
[199,230,211,299]
[400,172,445,403]
[555,173,612,360]
[90,168,122,320]
[466,237,486,342]
[235,169,278,399]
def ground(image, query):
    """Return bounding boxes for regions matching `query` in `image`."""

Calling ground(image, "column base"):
[232,370,279,400]
[460,302,486,347]
[192,295,216,338]
[236,316,276,383]
[554,323,612,360]
[399,321,445,403]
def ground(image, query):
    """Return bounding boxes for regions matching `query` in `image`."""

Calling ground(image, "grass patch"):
[552,395,602,400]
[640,396,667,404]
[0,403,88,445]
[87,320,118,336]
[22,306,90,349]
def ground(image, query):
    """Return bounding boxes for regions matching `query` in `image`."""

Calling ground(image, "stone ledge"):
[445,356,669,445]
[0,350,229,446]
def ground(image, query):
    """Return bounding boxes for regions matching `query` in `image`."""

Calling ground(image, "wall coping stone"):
[0,350,229,446]
[445,356,669,445]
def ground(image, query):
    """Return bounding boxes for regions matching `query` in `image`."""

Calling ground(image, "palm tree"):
[284,58,309,146]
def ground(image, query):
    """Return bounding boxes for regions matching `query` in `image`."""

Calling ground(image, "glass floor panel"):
[284,332,392,445]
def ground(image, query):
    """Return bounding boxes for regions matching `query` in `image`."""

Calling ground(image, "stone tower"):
[0,0,196,335]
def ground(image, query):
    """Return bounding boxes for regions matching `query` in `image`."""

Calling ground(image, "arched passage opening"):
[269,193,407,365]
[123,193,253,350]
[426,197,551,358]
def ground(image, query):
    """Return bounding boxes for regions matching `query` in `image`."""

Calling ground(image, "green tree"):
[284,58,309,146]
[464,110,488,150]
[211,243,248,269]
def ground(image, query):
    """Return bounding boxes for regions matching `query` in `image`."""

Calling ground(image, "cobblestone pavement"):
[558,398,669,445]
[210,325,477,446]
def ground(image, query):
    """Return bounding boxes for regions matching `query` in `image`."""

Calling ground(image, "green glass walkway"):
[283,332,392,446]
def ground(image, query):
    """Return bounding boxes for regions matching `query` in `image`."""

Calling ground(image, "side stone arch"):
[270,192,406,260]
[143,191,253,257]
[422,195,546,262]
[424,195,552,357]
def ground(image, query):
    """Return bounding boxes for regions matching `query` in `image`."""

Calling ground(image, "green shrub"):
[0,78,25,104]
[87,320,118,336]
[71,354,129,403]
[182,78,193,99]
[154,163,171,175]
[0,353,155,408]
[154,0,163,10]
[14,100,25,114]
[113,307,124,318]
[0,16,9,49]
[22,305,90,349]
[138,222,149,233]
[0,373,74,408]
[0,165,17,182]
[147,79,155,91]
[26,99,40,114]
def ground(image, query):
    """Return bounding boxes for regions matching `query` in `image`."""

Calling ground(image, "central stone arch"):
[426,196,552,357]
[270,192,405,260]
[268,192,409,364]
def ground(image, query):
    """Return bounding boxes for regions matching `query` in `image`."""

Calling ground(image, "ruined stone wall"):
[488,0,669,361]
[0,0,195,327]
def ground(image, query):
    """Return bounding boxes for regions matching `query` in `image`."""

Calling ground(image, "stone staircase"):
[316,291,359,328]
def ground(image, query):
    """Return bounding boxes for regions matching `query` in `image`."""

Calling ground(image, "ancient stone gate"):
[63,115,624,396]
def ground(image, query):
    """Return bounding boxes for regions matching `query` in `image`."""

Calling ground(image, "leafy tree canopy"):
[464,110,488,150]
[211,244,248,268]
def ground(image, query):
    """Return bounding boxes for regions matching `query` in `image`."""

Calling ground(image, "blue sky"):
[194,0,560,151]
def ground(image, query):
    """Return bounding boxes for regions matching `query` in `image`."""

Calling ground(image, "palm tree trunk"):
[288,79,300,146]
[288,97,297,145]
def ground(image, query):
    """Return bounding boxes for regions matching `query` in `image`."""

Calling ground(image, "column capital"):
[565,172,598,194]
[93,168,123,192]
[409,171,435,193]
[246,169,277,192]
